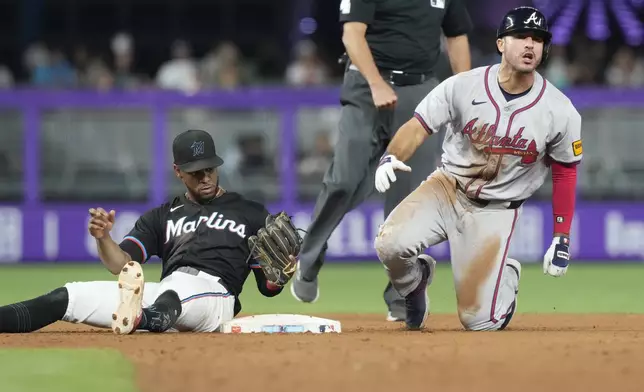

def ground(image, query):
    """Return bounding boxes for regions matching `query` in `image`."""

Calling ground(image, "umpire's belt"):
[455,181,525,210]
[348,64,433,86]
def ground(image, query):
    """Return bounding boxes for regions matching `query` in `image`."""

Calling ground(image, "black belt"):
[343,56,433,86]
[456,181,525,210]
[381,69,433,86]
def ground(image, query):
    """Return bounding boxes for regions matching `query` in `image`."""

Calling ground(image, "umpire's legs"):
[381,78,442,317]
[296,69,384,285]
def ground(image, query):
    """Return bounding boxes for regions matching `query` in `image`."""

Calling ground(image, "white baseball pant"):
[62,270,235,332]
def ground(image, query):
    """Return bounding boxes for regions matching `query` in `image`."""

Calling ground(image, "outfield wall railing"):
[0,87,643,263]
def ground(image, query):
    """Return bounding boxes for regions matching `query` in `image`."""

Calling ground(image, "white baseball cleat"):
[112,261,145,335]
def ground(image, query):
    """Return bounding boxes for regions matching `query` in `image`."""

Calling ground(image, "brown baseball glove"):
[248,212,303,286]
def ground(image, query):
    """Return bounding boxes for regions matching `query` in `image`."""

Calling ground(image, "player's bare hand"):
[88,208,116,239]
[375,154,411,193]
[370,79,398,109]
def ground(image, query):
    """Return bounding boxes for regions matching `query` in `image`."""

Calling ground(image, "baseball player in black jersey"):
[0,129,300,334]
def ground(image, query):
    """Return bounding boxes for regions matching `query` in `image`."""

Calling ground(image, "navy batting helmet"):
[496,6,552,62]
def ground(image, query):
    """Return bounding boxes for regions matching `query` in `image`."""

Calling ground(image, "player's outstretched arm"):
[88,208,131,274]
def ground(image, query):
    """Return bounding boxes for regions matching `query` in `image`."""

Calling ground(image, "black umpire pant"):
[299,64,442,314]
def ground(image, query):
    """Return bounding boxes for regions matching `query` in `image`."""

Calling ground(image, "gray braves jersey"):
[413,64,583,201]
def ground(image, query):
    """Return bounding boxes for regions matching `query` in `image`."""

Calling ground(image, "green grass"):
[250,262,644,314]
[0,261,640,391]
[0,261,641,314]
[0,348,137,392]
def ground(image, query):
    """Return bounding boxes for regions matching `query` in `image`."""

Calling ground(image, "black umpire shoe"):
[405,254,436,330]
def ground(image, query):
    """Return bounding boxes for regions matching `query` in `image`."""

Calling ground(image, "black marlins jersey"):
[119,191,274,310]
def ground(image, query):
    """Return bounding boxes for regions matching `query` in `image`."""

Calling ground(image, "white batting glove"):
[375,154,411,193]
[543,236,570,277]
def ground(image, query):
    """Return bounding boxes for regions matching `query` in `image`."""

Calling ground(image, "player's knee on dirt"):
[458,310,492,331]
[457,303,516,332]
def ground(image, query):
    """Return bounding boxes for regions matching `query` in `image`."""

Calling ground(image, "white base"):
[220,314,341,334]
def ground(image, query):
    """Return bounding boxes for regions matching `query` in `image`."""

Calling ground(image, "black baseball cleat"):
[405,254,436,330]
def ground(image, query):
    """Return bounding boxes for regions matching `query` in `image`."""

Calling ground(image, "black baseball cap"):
[172,129,224,172]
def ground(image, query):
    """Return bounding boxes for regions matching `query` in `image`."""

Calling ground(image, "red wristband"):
[266,281,281,291]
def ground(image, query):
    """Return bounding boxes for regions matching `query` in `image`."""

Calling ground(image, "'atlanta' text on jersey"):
[462,118,538,164]
[165,212,246,243]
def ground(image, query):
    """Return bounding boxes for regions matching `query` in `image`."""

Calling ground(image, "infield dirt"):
[1,314,643,392]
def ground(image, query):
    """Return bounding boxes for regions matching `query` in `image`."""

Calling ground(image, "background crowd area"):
[0,31,642,92]
[0,0,643,204]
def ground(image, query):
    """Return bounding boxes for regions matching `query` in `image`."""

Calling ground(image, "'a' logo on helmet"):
[524,12,542,26]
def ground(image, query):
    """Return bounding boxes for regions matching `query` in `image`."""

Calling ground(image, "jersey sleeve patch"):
[572,140,582,156]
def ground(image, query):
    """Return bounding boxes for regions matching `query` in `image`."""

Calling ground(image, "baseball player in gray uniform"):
[374,6,582,331]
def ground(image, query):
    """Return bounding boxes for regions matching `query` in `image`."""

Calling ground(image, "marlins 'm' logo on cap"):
[173,129,224,172]
[191,141,205,157]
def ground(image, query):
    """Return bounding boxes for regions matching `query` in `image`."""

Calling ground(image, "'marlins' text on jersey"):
[165,212,246,243]
[118,192,271,307]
